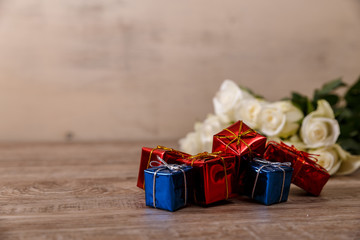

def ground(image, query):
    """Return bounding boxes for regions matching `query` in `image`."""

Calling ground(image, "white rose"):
[258,101,303,138]
[337,154,360,176]
[179,131,202,155]
[198,114,225,152]
[309,144,346,175]
[300,100,340,148]
[213,79,253,122]
[234,98,266,129]
[179,122,204,155]
[282,135,307,151]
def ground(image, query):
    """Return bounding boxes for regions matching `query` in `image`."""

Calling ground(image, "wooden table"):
[0,142,359,240]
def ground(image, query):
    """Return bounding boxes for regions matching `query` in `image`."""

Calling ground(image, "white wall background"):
[0,0,359,142]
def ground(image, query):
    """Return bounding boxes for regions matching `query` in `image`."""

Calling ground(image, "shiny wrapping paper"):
[176,152,238,205]
[237,154,253,194]
[212,121,267,158]
[244,158,293,205]
[144,165,192,212]
[137,146,190,189]
[263,141,330,196]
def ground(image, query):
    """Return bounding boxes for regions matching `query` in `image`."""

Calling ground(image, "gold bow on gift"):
[188,151,230,200]
[188,151,223,165]
[215,121,257,155]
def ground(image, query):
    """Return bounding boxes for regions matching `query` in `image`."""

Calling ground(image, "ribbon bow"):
[271,141,319,163]
[251,158,291,203]
[188,151,223,161]
[150,156,188,209]
[215,121,257,155]
[156,145,187,156]
[150,156,187,171]
[253,158,292,167]
[267,141,324,179]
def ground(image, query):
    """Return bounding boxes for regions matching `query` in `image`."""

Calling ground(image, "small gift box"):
[244,158,293,205]
[144,157,192,212]
[263,141,330,196]
[212,121,267,158]
[176,152,238,205]
[237,154,254,195]
[137,146,190,189]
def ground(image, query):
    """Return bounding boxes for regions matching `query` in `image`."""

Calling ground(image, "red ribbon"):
[268,141,319,163]
[267,141,324,179]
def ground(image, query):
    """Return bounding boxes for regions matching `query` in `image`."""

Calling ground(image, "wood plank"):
[0,142,359,239]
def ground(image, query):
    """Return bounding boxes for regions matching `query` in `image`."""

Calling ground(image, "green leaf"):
[239,85,264,99]
[338,138,360,155]
[322,94,340,106]
[306,99,314,114]
[335,107,352,121]
[316,78,346,96]
[281,97,290,101]
[339,124,356,138]
[345,76,360,111]
[291,92,314,115]
[313,78,345,109]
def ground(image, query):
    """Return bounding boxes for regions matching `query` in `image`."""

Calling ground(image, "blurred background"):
[0,0,359,142]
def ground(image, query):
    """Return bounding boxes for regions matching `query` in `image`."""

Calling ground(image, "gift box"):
[237,154,253,195]
[137,146,190,189]
[244,158,293,205]
[263,141,330,196]
[212,121,267,158]
[144,159,192,212]
[176,152,238,205]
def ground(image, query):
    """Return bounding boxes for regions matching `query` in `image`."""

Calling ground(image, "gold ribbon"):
[188,151,223,166]
[215,121,256,155]
[188,151,229,200]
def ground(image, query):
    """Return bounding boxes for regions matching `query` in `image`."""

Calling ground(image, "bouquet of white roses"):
[179,78,360,176]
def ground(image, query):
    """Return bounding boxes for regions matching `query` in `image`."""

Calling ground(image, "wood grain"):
[0,141,359,240]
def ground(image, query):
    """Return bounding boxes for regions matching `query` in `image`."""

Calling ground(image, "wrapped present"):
[237,154,253,195]
[244,158,293,205]
[212,121,267,158]
[137,146,190,189]
[144,157,192,212]
[263,141,330,196]
[177,151,238,205]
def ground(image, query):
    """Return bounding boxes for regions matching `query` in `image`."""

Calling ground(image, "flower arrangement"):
[179,77,360,176]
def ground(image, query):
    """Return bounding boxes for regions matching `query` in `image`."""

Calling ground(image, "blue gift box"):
[144,165,192,211]
[244,158,293,205]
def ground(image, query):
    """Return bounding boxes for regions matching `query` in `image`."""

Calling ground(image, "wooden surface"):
[1,1,360,142]
[0,141,359,240]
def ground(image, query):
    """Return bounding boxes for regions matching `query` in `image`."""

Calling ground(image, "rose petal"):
[336,154,360,176]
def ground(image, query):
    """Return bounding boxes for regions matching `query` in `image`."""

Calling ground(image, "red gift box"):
[212,121,267,157]
[177,152,238,205]
[137,146,190,189]
[263,141,330,196]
